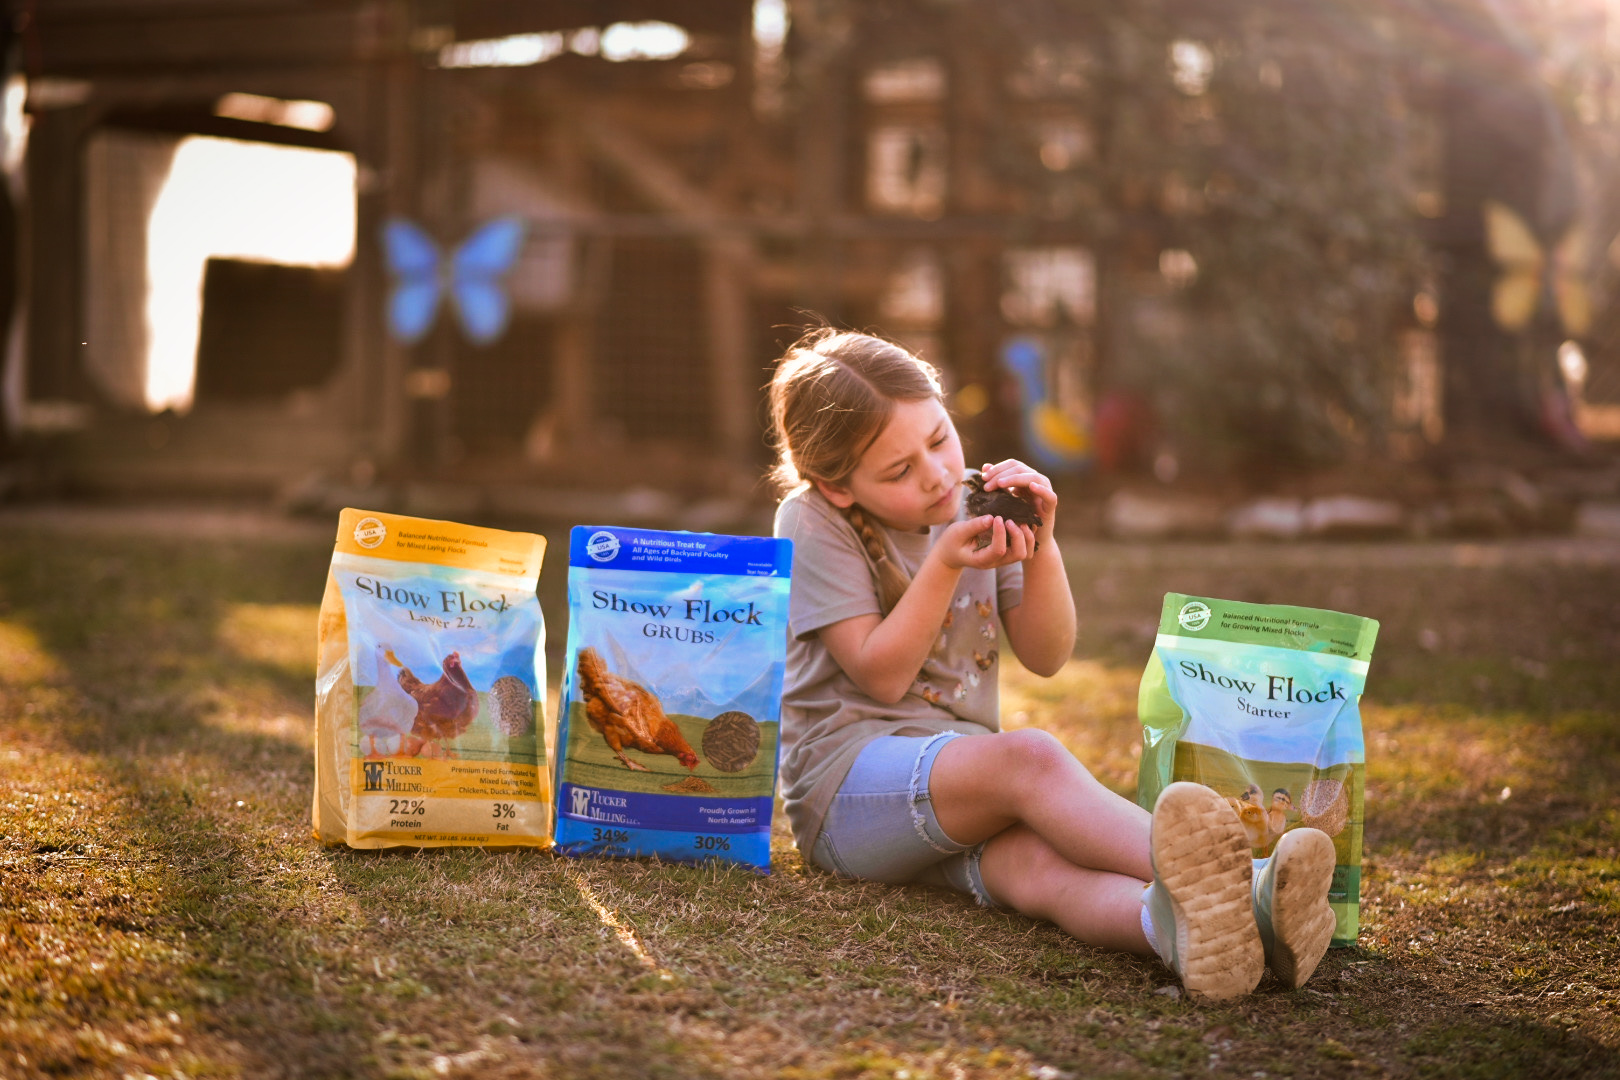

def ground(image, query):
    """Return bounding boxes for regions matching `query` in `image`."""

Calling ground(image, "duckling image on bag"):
[358,643,418,758]
[1225,783,1292,853]
[1229,784,1270,849]
[1268,788,1294,843]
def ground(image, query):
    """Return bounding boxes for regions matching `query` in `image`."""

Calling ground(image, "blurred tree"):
[1426,0,1585,458]
[797,0,1433,472]
[792,0,1620,471]
[997,0,1430,472]
[0,22,16,461]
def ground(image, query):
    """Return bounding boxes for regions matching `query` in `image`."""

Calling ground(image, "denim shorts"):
[809,732,1003,908]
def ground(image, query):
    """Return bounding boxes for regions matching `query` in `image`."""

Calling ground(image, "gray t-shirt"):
[773,485,1025,853]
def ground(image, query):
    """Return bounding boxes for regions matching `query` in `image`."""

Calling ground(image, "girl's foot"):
[1144,782,1264,1001]
[1252,827,1337,988]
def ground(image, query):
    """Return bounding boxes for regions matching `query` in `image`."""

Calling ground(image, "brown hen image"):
[576,647,699,772]
[396,651,479,758]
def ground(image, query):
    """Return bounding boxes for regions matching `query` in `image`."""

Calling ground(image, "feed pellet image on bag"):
[313,508,549,849]
[1136,593,1378,946]
[553,526,792,872]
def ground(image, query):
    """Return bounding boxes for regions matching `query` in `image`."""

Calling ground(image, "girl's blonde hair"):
[767,328,943,613]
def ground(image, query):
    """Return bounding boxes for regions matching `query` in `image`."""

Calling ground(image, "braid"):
[841,504,912,615]
[765,326,943,615]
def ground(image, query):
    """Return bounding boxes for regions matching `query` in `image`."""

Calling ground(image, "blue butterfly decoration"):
[382,216,527,345]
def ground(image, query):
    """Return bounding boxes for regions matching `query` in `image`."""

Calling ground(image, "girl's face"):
[815,397,965,531]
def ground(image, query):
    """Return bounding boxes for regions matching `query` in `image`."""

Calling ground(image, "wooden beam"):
[569,108,756,472]
[35,8,370,75]
[570,108,741,239]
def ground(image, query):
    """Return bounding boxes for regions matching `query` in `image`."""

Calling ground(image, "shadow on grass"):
[0,533,383,1075]
[3,529,1619,1078]
[0,530,806,1077]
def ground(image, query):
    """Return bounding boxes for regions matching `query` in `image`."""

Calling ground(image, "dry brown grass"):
[2,523,1619,1079]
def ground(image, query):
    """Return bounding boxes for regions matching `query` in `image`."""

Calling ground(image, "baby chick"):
[1228,784,1269,849]
[1267,788,1293,845]
[964,473,1042,550]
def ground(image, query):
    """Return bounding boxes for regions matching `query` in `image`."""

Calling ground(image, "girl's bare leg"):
[928,729,1152,880]
[976,824,1154,956]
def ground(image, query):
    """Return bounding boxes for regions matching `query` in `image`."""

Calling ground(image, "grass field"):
[3,518,1619,1079]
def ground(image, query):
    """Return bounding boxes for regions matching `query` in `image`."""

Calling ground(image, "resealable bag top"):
[313,508,549,849]
[553,525,792,872]
[1137,593,1379,947]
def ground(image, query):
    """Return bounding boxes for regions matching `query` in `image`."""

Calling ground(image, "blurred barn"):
[3,0,1616,517]
[10,1,790,513]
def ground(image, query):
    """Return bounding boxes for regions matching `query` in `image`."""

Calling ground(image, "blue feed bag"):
[552,526,792,872]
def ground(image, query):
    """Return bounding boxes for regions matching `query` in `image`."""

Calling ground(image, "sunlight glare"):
[1170,39,1214,96]
[1558,340,1587,388]
[1159,248,1199,288]
[143,137,355,413]
[438,22,688,68]
[439,31,567,69]
[2,75,28,176]
[754,0,788,55]
[214,92,336,133]
[600,22,689,62]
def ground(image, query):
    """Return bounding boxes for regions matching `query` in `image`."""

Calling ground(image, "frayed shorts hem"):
[809,732,1002,909]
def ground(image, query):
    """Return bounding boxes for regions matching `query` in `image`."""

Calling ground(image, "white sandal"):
[1253,826,1338,988]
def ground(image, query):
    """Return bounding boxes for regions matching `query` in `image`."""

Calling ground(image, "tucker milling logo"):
[1178,601,1212,632]
[362,761,386,791]
[353,516,387,549]
[567,785,632,823]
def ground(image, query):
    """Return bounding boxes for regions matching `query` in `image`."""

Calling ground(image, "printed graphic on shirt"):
[915,593,1000,707]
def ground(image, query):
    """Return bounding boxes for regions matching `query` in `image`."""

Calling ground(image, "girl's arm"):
[819,516,1030,704]
[983,460,1077,677]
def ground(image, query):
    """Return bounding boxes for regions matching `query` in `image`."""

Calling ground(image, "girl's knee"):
[996,728,1086,781]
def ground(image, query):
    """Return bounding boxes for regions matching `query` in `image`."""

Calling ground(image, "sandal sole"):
[1152,782,1265,1002]
[1267,827,1338,988]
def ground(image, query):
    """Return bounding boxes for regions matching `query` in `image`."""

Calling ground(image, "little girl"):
[767,328,1338,1000]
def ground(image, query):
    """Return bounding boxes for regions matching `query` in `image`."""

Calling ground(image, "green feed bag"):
[1137,593,1379,947]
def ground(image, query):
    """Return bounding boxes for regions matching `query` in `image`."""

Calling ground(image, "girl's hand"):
[978,459,1057,554]
[935,515,1038,571]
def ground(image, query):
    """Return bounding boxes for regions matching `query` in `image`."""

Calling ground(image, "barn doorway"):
[82,129,356,413]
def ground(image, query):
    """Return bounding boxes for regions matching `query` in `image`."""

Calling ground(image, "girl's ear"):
[813,477,856,509]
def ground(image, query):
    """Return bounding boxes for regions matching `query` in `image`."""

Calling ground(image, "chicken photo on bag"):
[576,646,699,772]
[395,651,480,759]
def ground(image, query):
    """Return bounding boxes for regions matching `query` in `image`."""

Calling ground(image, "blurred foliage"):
[986,0,1430,469]
[801,0,1620,468]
